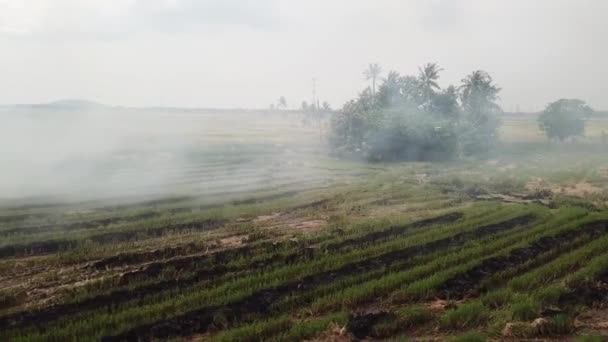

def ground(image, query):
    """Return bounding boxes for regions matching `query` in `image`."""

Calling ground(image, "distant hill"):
[0,99,109,112]
[44,99,108,110]
[0,100,267,114]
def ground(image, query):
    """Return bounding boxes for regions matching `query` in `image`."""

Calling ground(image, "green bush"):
[365,110,460,162]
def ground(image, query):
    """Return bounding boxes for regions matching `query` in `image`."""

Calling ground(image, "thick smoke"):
[0,103,327,204]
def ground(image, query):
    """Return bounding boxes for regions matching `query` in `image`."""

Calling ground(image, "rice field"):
[2,110,608,341]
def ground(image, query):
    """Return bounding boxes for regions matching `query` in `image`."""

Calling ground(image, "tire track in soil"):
[436,219,608,300]
[0,212,465,330]
[101,214,534,341]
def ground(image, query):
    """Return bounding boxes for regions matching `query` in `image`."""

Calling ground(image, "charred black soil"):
[437,219,608,300]
[102,214,534,340]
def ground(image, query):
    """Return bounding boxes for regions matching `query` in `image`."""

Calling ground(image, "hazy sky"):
[0,0,606,111]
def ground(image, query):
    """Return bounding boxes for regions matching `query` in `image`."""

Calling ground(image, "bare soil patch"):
[288,219,327,233]
[553,182,604,197]
[575,309,608,336]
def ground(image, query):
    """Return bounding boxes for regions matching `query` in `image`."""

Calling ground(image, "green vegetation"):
[539,98,594,141]
[330,64,502,161]
[1,112,608,341]
[441,303,489,330]
[450,331,487,342]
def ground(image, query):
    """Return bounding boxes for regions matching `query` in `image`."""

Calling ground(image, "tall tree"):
[538,99,593,141]
[363,63,382,94]
[458,70,502,154]
[459,70,501,123]
[418,62,443,107]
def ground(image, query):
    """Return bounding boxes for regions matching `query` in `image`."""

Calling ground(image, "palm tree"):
[457,70,502,154]
[418,62,443,105]
[376,70,402,107]
[459,70,501,118]
[363,63,382,94]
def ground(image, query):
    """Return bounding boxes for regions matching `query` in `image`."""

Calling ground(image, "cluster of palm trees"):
[329,62,503,160]
[363,62,500,116]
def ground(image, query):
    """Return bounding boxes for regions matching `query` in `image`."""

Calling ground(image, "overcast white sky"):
[0,0,606,111]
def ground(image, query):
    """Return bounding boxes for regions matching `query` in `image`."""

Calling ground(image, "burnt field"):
[2,114,608,341]
[3,168,608,342]
[5,0,608,339]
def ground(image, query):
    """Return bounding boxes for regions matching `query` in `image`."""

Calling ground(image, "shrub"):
[365,110,460,162]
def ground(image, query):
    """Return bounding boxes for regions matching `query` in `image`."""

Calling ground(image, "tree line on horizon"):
[328,63,597,162]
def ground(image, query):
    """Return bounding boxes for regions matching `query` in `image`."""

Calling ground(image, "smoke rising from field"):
[0,1,607,204]
[0,104,327,203]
